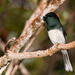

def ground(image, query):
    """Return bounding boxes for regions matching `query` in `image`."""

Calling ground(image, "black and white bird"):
[43,12,73,72]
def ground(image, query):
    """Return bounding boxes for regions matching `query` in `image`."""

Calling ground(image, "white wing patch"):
[48,29,65,44]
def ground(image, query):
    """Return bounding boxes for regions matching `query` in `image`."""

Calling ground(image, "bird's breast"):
[48,29,65,44]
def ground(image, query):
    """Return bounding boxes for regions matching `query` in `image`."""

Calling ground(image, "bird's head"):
[43,12,61,30]
[43,12,59,22]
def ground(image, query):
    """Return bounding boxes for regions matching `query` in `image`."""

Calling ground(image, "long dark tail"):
[61,50,73,72]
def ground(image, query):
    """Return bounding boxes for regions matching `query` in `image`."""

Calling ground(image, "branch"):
[9,0,48,53]
[11,61,21,75]
[0,38,5,52]
[25,0,48,28]
[23,25,44,52]
[5,60,14,75]
[7,41,75,60]
[5,0,48,74]
[11,25,44,75]
[19,63,31,75]
[5,0,47,74]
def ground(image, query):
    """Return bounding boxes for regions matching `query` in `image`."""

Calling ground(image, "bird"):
[43,12,73,72]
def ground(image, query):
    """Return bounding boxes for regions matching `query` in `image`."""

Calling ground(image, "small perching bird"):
[43,12,73,72]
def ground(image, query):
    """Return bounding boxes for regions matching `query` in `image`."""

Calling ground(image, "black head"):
[43,12,61,31]
[43,12,60,22]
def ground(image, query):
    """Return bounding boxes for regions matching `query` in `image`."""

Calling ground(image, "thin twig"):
[0,38,5,52]
[5,60,14,75]
[11,61,21,75]
[24,25,44,52]
[5,37,16,52]
[19,63,31,75]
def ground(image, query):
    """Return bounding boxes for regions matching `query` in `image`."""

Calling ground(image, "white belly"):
[48,29,65,44]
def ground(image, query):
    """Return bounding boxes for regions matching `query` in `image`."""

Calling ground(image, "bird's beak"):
[43,16,47,20]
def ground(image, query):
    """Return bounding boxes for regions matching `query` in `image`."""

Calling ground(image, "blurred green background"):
[0,0,75,75]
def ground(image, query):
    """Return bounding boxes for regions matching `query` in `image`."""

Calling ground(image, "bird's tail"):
[61,50,73,72]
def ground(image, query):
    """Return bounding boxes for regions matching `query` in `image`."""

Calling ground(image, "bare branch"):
[19,63,31,75]
[0,38,5,51]
[11,25,44,75]
[5,37,16,52]
[11,60,21,75]
[5,0,47,74]
[25,0,48,28]
[5,60,14,75]
[9,0,48,53]
[7,41,75,60]
[24,25,44,52]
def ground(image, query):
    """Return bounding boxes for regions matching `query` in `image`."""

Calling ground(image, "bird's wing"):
[60,25,68,43]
